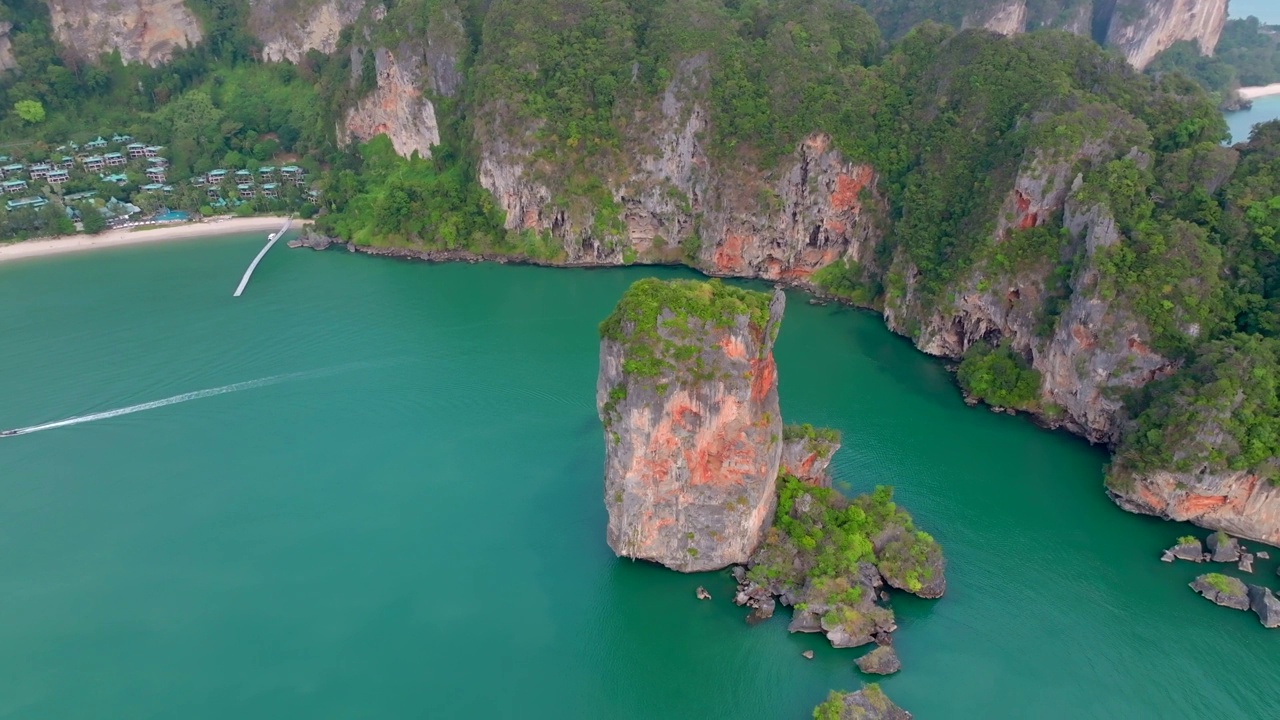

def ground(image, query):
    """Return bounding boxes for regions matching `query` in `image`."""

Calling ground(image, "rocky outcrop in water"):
[855,645,901,676]
[813,685,912,720]
[780,425,840,486]
[1207,531,1242,563]
[1247,585,1280,628]
[251,0,366,63]
[1190,573,1249,610]
[1165,536,1204,562]
[44,0,201,65]
[597,279,785,572]
[739,474,943,650]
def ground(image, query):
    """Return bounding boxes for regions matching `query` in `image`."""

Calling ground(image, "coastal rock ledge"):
[597,279,785,572]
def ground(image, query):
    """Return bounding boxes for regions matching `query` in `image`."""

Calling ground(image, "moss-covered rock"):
[741,474,944,647]
[812,684,911,720]
[1190,573,1249,610]
[854,645,901,676]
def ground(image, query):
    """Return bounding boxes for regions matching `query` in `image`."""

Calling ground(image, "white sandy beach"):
[1238,83,1280,100]
[0,216,307,264]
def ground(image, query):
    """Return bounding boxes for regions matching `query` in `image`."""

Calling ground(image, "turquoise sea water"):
[0,236,1277,718]
[1226,94,1280,144]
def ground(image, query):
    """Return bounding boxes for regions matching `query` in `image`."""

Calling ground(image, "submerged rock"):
[855,645,901,675]
[597,279,785,572]
[1247,585,1280,628]
[812,685,912,720]
[1190,573,1249,611]
[1206,531,1242,563]
[1239,553,1255,573]
[802,650,814,660]
[1257,551,1271,560]
[1167,536,1204,562]
[695,586,710,601]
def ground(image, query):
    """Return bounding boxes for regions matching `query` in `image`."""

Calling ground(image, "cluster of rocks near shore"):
[1163,531,1280,628]
[595,279,926,718]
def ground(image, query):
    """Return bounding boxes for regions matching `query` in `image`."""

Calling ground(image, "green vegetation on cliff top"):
[599,278,772,380]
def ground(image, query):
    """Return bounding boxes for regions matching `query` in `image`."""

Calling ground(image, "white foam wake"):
[6,370,318,437]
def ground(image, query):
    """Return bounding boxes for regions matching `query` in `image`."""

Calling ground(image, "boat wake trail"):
[6,367,344,437]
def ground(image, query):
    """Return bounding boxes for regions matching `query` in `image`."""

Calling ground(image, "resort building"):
[143,145,163,158]
[47,169,69,185]
[191,175,207,187]
[147,156,168,168]
[82,156,105,172]
[2,179,28,194]
[140,183,166,193]
[64,191,97,203]
[234,169,253,184]
[258,166,276,181]
[58,157,75,170]
[84,137,107,150]
[101,173,128,185]
[145,167,166,183]
[207,187,221,199]
[28,163,51,180]
[237,183,255,199]
[5,196,47,212]
[207,169,228,184]
[103,152,127,168]
[126,143,146,158]
[0,162,22,179]
[262,183,279,198]
[111,134,132,144]
[281,165,305,183]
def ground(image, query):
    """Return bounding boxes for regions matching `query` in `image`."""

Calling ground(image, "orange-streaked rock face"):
[1111,470,1280,547]
[597,288,786,572]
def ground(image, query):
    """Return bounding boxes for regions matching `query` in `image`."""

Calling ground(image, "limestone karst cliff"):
[1105,0,1228,70]
[954,0,1227,69]
[43,0,201,65]
[597,279,785,571]
[250,0,366,63]
[341,48,441,157]
[0,22,16,72]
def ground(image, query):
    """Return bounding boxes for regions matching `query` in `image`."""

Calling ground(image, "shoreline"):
[0,216,306,264]
[1237,83,1280,101]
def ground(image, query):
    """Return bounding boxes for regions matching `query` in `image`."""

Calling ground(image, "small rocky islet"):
[1163,530,1280,628]
[596,278,942,718]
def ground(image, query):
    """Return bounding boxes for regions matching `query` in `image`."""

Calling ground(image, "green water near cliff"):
[0,236,1277,719]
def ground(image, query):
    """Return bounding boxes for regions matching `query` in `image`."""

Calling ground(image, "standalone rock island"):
[813,685,911,720]
[1190,573,1249,611]
[1206,531,1242,563]
[598,279,785,572]
[855,645,901,676]
[1164,536,1204,563]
